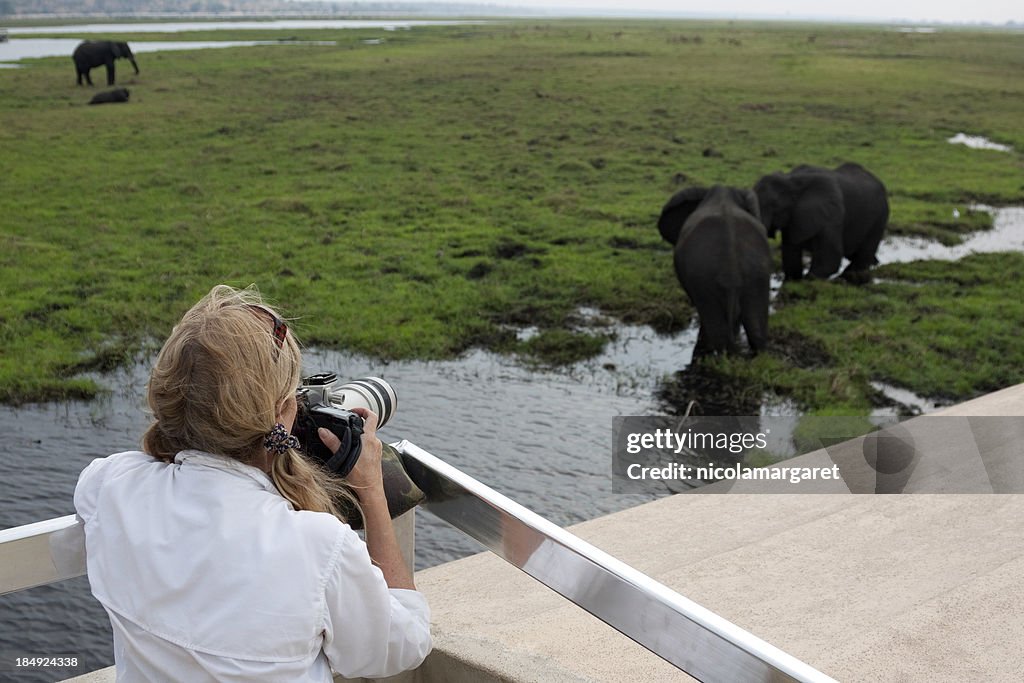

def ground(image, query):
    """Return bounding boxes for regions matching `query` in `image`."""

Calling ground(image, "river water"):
[5,20,484,35]
[0,38,342,65]
[0,323,680,679]
[0,19,481,66]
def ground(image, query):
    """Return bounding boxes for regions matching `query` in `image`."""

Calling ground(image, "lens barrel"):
[329,377,397,429]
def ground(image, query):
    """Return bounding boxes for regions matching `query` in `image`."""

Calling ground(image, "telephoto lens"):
[329,377,397,428]
[294,374,397,477]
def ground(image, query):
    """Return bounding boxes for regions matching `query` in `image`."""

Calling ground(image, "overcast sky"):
[482,0,1022,24]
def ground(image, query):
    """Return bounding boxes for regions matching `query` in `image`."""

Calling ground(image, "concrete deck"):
[415,383,1024,682]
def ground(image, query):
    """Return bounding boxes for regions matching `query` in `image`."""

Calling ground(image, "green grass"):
[1,21,1023,407]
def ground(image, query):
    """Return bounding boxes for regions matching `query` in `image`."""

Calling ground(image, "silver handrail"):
[395,440,835,683]
[0,442,837,683]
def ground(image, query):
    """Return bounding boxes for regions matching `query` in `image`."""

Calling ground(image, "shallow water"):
[947,132,1013,152]
[5,19,480,36]
[0,37,337,64]
[0,18,478,65]
[880,206,1024,264]
[0,329,680,678]
[870,382,942,415]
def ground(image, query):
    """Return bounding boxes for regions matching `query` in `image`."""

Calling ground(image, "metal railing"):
[0,441,837,683]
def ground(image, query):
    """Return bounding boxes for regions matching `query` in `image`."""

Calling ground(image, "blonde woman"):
[74,285,431,681]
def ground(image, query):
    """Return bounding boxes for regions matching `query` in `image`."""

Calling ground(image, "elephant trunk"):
[762,210,777,238]
[130,58,139,75]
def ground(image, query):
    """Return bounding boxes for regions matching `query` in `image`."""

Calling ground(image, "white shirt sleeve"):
[74,451,154,523]
[73,456,111,522]
[321,528,432,679]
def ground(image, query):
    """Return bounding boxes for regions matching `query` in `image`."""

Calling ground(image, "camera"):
[294,373,398,477]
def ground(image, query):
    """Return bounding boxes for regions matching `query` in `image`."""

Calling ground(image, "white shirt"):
[74,450,431,682]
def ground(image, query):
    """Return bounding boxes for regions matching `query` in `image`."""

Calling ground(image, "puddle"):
[947,133,1013,152]
[880,206,1024,264]
[564,308,701,389]
[871,381,945,416]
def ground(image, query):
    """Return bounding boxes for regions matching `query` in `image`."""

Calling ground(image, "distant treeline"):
[0,0,537,17]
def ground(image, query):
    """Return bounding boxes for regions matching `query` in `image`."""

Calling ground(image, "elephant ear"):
[788,173,844,246]
[731,187,761,222]
[112,43,126,57]
[658,186,708,245]
[753,173,790,238]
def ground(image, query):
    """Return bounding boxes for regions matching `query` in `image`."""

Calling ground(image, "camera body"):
[294,373,397,477]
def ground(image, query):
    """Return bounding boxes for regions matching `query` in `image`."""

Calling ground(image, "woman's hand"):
[319,408,413,589]
[317,408,384,500]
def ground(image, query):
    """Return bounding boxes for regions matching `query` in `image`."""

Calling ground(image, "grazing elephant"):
[72,41,139,86]
[88,87,130,105]
[658,185,773,355]
[754,162,889,283]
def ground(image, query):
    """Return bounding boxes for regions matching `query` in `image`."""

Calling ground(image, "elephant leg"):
[839,266,872,285]
[781,243,804,280]
[693,327,711,358]
[739,284,769,354]
[105,63,115,86]
[847,220,886,272]
[841,220,885,284]
[694,321,733,356]
[694,297,736,356]
[808,236,843,279]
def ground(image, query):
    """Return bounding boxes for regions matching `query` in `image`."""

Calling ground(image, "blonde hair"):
[143,284,351,519]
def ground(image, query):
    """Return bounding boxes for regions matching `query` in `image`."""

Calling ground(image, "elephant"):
[754,162,889,283]
[72,41,139,86]
[658,185,773,356]
[88,87,130,105]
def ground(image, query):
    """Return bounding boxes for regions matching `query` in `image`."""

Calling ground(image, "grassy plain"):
[1,20,1023,411]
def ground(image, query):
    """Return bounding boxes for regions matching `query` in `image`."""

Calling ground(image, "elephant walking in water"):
[658,185,773,356]
[73,41,139,86]
[754,162,889,283]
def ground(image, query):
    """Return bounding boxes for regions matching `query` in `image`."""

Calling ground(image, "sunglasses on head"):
[247,304,288,352]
